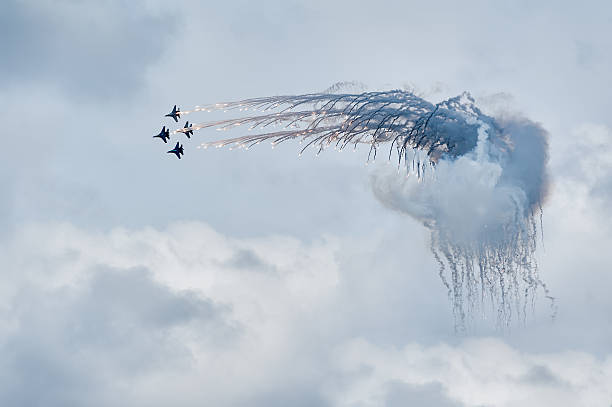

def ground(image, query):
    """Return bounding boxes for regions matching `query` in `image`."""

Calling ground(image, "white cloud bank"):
[336,338,612,407]
[1,220,611,406]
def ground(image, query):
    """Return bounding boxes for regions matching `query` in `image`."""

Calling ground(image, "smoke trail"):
[179,90,487,166]
[172,86,553,328]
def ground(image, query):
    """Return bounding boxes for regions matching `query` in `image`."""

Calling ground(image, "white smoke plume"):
[370,101,552,329]
[166,85,553,328]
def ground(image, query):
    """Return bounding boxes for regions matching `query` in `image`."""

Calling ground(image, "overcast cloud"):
[2,0,612,406]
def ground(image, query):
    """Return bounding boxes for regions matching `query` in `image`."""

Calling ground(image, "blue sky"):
[1,1,612,406]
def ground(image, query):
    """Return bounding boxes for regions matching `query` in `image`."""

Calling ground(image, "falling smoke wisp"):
[174,87,553,329]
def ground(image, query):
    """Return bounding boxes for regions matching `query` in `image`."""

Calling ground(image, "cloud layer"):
[2,0,612,405]
[0,0,175,100]
[1,220,611,406]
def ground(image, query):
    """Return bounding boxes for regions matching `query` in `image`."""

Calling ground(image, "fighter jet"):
[153,126,170,143]
[165,105,181,122]
[179,121,194,138]
[167,142,184,159]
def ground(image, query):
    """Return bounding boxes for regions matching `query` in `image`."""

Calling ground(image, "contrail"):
[167,86,553,329]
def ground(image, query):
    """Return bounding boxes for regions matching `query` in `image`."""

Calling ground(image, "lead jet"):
[153,126,170,143]
[179,121,193,138]
[165,105,181,122]
[167,142,184,159]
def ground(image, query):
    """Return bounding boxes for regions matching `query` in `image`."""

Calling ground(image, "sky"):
[1,0,612,406]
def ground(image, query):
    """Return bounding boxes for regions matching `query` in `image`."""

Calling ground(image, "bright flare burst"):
[178,90,489,169]
[171,86,554,329]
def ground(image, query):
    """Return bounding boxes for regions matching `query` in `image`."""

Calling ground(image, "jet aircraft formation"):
[153,105,193,159]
